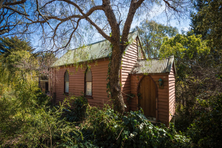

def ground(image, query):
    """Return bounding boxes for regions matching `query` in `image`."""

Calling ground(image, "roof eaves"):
[165,57,170,73]
[166,55,174,73]
[51,56,110,68]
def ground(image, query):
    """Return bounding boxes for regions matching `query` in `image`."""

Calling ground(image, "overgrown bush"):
[64,96,88,122]
[0,93,82,147]
[67,105,191,148]
[186,93,222,147]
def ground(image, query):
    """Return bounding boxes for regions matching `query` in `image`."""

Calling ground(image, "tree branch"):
[122,0,144,50]
[3,0,26,6]
[2,5,29,16]
[163,0,178,12]
[102,0,119,41]
[37,0,112,42]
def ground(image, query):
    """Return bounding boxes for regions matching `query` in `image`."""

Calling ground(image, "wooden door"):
[139,76,156,118]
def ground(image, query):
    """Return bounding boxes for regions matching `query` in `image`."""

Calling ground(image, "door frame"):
[137,75,158,122]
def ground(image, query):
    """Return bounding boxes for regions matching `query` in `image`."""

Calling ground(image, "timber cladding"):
[168,64,176,122]
[50,59,112,108]
[121,39,138,111]
[130,74,170,126]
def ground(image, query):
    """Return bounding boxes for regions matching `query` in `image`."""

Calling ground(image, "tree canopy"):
[137,20,178,58]
[190,0,208,39]
[190,0,222,61]
[159,34,210,80]
[0,36,34,55]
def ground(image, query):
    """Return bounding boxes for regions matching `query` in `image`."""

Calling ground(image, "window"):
[64,71,69,93]
[85,68,92,96]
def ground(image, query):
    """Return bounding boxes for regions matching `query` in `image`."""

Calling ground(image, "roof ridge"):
[71,39,108,51]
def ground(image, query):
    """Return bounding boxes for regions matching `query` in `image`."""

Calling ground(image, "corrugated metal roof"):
[130,55,175,74]
[51,31,139,67]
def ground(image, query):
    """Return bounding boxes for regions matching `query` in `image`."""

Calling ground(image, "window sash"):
[86,82,92,96]
[65,82,69,93]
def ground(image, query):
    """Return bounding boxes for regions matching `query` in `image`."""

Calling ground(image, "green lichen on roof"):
[131,55,175,74]
[52,31,139,67]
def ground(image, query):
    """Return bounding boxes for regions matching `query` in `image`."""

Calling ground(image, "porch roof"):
[130,55,175,74]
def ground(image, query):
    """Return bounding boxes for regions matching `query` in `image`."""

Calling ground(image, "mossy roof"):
[130,55,176,74]
[51,31,139,67]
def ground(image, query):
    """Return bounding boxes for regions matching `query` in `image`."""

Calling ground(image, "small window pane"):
[65,82,69,93]
[86,69,92,81]
[86,82,92,96]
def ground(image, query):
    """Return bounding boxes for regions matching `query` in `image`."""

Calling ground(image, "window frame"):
[84,68,93,98]
[64,70,69,95]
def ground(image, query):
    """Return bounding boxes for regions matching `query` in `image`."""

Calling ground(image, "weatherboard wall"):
[168,64,175,122]
[121,39,138,111]
[50,59,111,108]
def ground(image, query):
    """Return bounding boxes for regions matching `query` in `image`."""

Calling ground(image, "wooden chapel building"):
[50,32,176,126]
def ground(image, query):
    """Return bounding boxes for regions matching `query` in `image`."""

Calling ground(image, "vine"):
[106,40,113,99]
[106,35,133,107]
[106,53,112,98]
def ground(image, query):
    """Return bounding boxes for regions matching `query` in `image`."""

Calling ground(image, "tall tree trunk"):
[109,43,125,114]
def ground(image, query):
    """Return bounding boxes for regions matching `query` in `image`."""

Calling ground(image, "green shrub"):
[75,105,191,148]
[0,90,81,147]
[35,89,52,107]
[186,93,222,147]
[64,96,88,122]
[81,105,121,147]
[118,111,190,148]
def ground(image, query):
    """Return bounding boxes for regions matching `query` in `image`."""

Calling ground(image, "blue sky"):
[30,1,192,56]
[89,5,191,44]
[89,18,191,46]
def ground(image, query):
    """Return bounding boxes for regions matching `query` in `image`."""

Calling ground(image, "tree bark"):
[109,42,125,114]
[0,0,3,9]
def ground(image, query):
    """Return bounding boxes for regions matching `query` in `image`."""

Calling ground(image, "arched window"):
[64,71,69,93]
[85,68,92,96]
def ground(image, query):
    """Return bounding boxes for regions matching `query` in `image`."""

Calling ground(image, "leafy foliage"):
[0,36,34,56]
[71,106,190,148]
[0,92,81,147]
[190,0,222,63]
[190,0,209,39]
[0,38,80,147]
[64,96,88,122]
[187,94,222,147]
[159,33,222,133]
[137,20,178,58]
[160,33,210,80]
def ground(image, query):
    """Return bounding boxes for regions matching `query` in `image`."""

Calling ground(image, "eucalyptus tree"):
[0,36,34,55]
[137,20,178,58]
[190,0,208,39]
[1,0,191,113]
[190,0,222,63]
